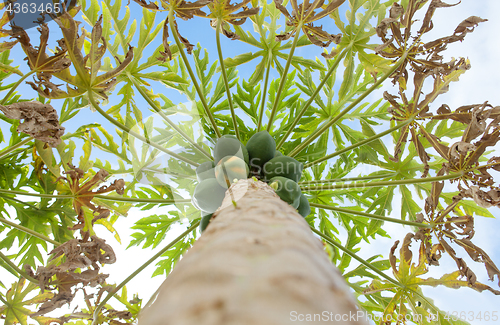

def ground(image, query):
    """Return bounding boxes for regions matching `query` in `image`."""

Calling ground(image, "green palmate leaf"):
[0,279,53,325]
[400,185,420,222]
[129,213,181,249]
[152,226,196,277]
[334,0,391,75]
[25,9,134,100]
[338,227,362,272]
[226,0,327,85]
[0,0,498,322]
[221,51,262,69]
[338,51,355,100]
[365,233,498,323]
[344,255,391,279]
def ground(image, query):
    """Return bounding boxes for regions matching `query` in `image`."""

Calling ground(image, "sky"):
[358,1,500,323]
[1,0,500,324]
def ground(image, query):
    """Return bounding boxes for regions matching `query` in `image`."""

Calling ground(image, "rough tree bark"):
[138,179,368,325]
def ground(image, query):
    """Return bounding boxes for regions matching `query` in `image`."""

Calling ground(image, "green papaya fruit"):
[246,131,276,169]
[269,176,301,205]
[199,213,213,233]
[291,194,301,209]
[274,151,283,157]
[196,161,215,182]
[263,156,303,183]
[297,194,310,217]
[213,137,249,165]
[193,178,227,213]
[215,156,249,188]
[221,134,237,139]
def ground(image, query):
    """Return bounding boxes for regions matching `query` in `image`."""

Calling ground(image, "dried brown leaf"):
[402,233,415,263]
[9,23,71,75]
[454,16,488,35]
[390,124,409,163]
[57,165,125,231]
[448,141,476,159]
[411,128,430,177]
[389,2,404,19]
[389,240,399,274]
[466,118,500,166]
[272,0,344,53]
[0,39,19,52]
[419,127,449,161]
[0,101,65,147]
[425,171,445,215]
[419,0,460,34]
[132,0,160,10]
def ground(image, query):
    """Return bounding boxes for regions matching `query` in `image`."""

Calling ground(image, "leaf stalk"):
[88,91,199,166]
[0,217,61,246]
[299,173,397,185]
[289,52,409,157]
[277,47,349,150]
[301,173,462,191]
[0,69,37,106]
[0,250,38,284]
[0,189,191,204]
[168,13,221,137]
[304,119,412,168]
[309,203,431,228]
[0,137,33,161]
[129,73,213,159]
[267,24,303,132]
[310,227,402,288]
[91,221,200,325]
[215,19,240,140]
[257,53,273,131]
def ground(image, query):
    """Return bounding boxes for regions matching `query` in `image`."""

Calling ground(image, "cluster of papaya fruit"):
[193,131,311,232]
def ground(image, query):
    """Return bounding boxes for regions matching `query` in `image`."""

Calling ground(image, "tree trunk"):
[138,179,368,325]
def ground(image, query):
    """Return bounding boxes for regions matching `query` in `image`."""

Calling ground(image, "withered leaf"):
[0,39,18,53]
[158,18,172,62]
[132,0,159,10]
[455,238,500,287]
[460,186,500,209]
[10,23,71,75]
[26,235,117,318]
[390,124,408,163]
[487,156,500,171]
[465,118,500,167]
[303,24,341,48]
[207,0,259,33]
[454,16,488,35]
[31,11,134,100]
[166,19,194,55]
[389,240,399,274]
[57,165,125,231]
[425,169,445,215]
[272,0,345,54]
[448,141,476,159]
[402,233,415,263]
[419,0,461,34]
[410,128,430,177]
[30,291,75,317]
[419,127,449,161]
[0,101,65,147]
[389,2,404,19]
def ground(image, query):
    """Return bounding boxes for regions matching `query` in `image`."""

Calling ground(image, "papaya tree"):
[0,0,499,324]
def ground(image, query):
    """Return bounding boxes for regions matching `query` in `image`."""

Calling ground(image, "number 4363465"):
[4,2,61,14]
[444,311,498,322]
